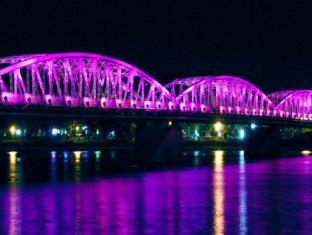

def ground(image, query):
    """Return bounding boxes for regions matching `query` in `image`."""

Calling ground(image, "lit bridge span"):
[0,52,311,123]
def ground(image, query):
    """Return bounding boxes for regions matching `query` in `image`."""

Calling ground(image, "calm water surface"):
[0,149,312,234]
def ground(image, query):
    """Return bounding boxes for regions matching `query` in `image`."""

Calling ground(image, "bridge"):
[0,52,311,124]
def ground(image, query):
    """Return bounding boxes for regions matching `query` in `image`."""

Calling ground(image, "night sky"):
[0,0,311,93]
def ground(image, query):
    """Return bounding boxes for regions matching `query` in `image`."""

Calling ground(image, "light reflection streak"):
[50,151,57,182]
[194,151,200,165]
[8,151,22,235]
[8,151,22,186]
[74,151,82,181]
[63,151,69,180]
[239,151,247,235]
[83,151,89,162]
[213,150,224,235]
[63,151,68,162]
[95,151,101,178]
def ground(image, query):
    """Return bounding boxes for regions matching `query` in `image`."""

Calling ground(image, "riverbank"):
[0,138,309,155]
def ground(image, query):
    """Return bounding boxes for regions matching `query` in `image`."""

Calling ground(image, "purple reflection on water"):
[0,151,312,234]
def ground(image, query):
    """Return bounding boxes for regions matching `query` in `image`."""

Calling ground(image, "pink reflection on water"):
[239,151,247,234]
[9,188,22,235]
[8,151,22,235]
[213,150,224,235]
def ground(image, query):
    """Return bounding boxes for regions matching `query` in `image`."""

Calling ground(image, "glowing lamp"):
[239,129,245,139]
[301,150,311,156]
[52,128,58,136]
[180,103,186,111]
[220,106,224,113]
[190,103,196,111]
[101,97,106,108]
[9,126,16,136]
[214,121,223,132]
[169,101,174,110]
[144,101,151,109]
[16,129,22,136]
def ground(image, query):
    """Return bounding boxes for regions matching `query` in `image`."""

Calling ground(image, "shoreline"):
[0,141,308,155]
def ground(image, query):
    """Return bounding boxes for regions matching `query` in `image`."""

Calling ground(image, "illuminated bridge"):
[0,52,311,123]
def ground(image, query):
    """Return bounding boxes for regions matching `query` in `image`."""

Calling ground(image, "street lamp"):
[214,122,223,132]
[9,126,16,138]
[214,121,224,138]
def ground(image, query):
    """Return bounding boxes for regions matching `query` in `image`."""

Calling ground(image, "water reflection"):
[194,151,200,165]
[8,151,22,235]
[73,151,82,181]
[95,151,101,178]
[213,150,224,235]
[8,151,22,186]
[239,151,247,235]
[1,150,312,234]
[50,151,57,182]
[63,151,69,180]
[83,151,89,162]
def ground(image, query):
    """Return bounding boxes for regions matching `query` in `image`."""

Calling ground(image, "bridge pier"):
[245,126,281,159]
[135,125,183,163]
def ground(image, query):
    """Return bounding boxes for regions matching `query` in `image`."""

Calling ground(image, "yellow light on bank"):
[301,150,311,156]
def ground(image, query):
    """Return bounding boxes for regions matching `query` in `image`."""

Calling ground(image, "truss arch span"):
[0,52,174,109]
[269,90,312,120]
[175,75,274,115]
[164,76,209,97]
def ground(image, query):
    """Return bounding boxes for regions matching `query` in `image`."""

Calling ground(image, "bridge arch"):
[0,52,174,109]
[268,90,312,120]
[175,75,274,115]
[164,76,209,97]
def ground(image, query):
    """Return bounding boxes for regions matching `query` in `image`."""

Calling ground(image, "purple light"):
[0,52,311,122]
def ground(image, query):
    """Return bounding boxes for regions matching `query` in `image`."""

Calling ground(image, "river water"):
[0,149,311,234]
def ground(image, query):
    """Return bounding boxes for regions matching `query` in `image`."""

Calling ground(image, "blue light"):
[16,129,22,136]
[51,151,56,162]
[239,130,245,140]
[239,150,245,164]
[251,123,257,129]
[52,128,58,136]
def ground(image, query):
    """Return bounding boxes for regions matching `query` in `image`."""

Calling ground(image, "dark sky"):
[0,0,311,93]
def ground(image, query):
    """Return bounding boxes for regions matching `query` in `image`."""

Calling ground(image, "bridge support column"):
[135,125,182,163]
[245,126,281,159]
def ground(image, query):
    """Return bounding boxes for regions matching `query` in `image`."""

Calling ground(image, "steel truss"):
[0,52,311,121]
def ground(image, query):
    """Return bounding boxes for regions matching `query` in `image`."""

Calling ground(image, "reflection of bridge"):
[0,52,312,123]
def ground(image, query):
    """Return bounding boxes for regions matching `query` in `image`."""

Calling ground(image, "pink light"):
[116,99,122,108]
[220,106,224,113]
[169,101,174,110]
[180,103,186,111]
[190,103,196,112]
[0,52,312,122]
[144,101,152,109]
[201,104,207,113]
[156,101,162,109]
[131,100,137,108]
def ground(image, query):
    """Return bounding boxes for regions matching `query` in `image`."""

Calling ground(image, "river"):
[0,149,311,234]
